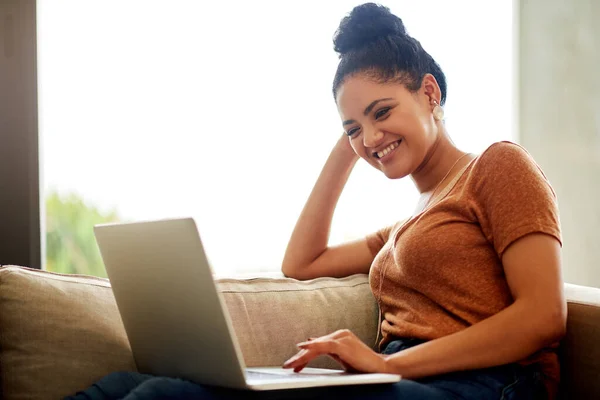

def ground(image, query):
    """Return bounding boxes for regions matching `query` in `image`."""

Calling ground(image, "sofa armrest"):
[217,274,378,369]
[560,282,600,398]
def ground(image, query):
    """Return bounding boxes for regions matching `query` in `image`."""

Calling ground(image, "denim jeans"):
[65,338,547,400]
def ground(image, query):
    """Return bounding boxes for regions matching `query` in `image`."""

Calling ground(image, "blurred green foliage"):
[45,191,120,277]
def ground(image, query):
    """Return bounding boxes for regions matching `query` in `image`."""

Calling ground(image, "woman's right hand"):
[281,133,374,281]
[334,133,360,163]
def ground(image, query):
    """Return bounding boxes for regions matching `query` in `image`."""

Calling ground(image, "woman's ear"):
[421,73,442,106]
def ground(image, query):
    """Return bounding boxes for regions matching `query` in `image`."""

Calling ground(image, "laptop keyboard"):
[246,371,343,380]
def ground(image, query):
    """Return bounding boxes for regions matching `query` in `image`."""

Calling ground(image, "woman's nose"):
[363,129,384,148]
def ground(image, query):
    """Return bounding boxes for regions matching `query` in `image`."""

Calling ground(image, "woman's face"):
[335,73,440,179]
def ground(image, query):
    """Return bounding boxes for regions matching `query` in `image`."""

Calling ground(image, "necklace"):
[422,152,472,211]
[373,151,471,351]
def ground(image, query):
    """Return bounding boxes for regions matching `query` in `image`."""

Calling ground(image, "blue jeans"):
[65,338,547,399]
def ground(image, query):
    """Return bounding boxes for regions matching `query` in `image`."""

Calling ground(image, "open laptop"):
[93,217,401,391]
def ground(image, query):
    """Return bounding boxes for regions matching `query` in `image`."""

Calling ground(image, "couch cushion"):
[560,283,600,398]
[0,266,137,400]
[0,266,377,399]
[217,274,378,369]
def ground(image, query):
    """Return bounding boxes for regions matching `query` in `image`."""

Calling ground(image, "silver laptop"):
[94,217,401,391]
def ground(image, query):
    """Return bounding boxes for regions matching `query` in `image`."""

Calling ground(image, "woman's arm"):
[282,135,375,280]
[283,233,566,376]
[382,232,567,378]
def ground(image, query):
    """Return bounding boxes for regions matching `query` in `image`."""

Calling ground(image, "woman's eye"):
[375,107,390,120]
[346,128,359,137]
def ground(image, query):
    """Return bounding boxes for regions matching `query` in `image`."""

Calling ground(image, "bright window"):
[39,1,514,276]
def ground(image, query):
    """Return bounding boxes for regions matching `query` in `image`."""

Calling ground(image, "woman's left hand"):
[282,329,389,374]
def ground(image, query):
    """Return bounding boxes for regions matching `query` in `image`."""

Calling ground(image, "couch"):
[0,265,598,399]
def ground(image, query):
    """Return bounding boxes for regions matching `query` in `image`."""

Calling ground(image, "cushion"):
[560,283,600,398]
[218,274,378,368]
[0,266,136,400]
[0,266,377,399]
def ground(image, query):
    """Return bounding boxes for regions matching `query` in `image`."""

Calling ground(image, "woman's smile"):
[373,139,403,163]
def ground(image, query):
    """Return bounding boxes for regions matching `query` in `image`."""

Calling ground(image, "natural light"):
[38,0,513,275]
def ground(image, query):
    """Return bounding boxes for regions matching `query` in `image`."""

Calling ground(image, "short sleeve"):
[365,224,395,257]
[473,142,562,256]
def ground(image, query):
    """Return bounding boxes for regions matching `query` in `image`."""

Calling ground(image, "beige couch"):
[0,265,598,399]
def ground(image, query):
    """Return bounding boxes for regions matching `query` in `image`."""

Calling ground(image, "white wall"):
[518,0,600,287]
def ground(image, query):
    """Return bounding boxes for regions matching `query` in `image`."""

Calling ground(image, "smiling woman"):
[282,3,563,400]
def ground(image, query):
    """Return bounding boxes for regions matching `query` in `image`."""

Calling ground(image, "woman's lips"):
[375,139,402,163]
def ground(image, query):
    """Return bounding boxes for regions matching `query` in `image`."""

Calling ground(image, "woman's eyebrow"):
[343,97,394,126]
[363,98,393,116]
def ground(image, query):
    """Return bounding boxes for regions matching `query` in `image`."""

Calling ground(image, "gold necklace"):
[422,152,471,211]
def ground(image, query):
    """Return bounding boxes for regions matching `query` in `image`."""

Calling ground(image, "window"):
[38,1,513,276]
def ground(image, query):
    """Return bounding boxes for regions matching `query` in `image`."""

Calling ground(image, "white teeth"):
[376,140,401,159]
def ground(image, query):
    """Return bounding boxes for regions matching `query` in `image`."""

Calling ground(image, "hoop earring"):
[432,100,444,121]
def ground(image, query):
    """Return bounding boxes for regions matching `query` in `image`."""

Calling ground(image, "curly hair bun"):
[333,3,407,55]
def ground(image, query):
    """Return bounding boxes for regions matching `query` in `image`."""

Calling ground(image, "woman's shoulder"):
[469,140,543,178]
[477,140,533,166]
[466,140,556,198]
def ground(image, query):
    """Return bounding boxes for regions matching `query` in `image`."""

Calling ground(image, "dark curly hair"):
[332,3,447,105]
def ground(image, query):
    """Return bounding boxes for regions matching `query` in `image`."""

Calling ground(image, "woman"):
[67,3,565,400]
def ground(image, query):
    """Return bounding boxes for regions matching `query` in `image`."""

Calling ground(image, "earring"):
[432,100,444,121]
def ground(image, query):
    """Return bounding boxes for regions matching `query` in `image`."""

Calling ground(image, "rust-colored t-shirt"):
[366,141,562,396]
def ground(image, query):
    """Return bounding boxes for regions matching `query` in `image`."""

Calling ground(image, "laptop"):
[93,217,401,391]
